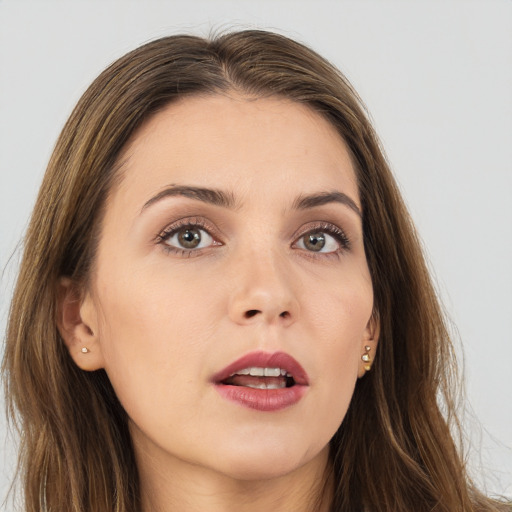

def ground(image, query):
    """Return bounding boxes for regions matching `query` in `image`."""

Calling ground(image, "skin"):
[59,94,378,512]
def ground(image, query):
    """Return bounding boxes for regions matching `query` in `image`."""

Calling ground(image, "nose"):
[227,249,300,327]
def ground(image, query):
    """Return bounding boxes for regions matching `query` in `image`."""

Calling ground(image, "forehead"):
[114,94,360,211]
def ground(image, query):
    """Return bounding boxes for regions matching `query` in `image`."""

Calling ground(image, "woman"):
[2,30,509,512]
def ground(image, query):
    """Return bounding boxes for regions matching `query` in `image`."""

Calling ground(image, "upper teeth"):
[231,367,292,377]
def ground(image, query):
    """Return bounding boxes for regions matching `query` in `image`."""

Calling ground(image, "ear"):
[357,311,380,378]
[56,277,106,371]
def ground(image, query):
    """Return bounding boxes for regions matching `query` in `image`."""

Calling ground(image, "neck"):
[134,436,332,512]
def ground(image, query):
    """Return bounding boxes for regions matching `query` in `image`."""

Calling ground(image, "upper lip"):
[212,351,309,386]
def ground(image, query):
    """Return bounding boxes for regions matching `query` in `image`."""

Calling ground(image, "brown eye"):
[178,228,202,249]
[163,226,214,250]
[302,233,326,252]
[295,228,343,254]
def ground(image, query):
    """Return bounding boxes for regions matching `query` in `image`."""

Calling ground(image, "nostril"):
[241,309,292,320]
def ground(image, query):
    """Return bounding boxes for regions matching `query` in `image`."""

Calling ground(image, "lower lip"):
[214,383,307,412]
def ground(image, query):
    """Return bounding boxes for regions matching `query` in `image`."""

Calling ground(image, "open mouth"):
[221,367,296,390]
[212,351,308,411]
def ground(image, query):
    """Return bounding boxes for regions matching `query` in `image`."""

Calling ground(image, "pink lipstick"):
[212,351,309,412]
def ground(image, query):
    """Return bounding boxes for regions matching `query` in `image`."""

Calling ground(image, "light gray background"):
[1,0,511,506]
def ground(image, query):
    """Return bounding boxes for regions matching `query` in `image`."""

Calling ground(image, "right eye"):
[156,218,223,256]
[163,226,215,250]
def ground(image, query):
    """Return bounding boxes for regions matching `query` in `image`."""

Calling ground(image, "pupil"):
[179,229,201,248]
[304,233,325,251]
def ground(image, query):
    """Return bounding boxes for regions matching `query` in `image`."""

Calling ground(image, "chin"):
[209,438,329,482]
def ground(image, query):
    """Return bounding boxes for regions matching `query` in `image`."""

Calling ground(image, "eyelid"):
[155,217,223,254]
[292,221,351,253]
[155,217,351,258]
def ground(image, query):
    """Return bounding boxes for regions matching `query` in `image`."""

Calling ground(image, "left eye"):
[295,231,340,253]
[163,227,214,250]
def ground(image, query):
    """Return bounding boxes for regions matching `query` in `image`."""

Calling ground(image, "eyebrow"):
[292,191,362,217]
[141,185,238,212]
[141,185,361,218]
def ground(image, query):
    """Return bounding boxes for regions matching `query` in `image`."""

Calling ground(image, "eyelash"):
[156,217,220,258]
[155,218,351,258]
[295,222,351,259]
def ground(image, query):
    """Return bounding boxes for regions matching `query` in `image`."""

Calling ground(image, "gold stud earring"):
[81,347,89,354]
[361,345,372,371]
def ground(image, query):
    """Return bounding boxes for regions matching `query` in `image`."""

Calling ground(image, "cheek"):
[93,261,222,418]
[306,260,373,343]
[305,265,373,406]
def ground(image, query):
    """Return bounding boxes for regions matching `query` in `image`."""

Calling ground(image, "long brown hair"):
[3,30,509,512]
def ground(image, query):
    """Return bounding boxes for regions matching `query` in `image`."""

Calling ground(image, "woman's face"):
[74,94,376,481]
